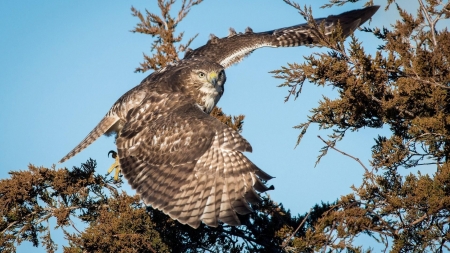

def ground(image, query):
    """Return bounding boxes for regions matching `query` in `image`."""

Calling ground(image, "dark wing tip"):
[255,168,274,181]
[335,5,379,16]
[253,177,275,192]
[324,5,380,39]
[357,5,380,26]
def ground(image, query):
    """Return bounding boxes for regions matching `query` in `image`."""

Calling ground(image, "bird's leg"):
[107,150,121,181]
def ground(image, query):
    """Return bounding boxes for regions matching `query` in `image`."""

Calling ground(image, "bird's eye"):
[198,72,206,78]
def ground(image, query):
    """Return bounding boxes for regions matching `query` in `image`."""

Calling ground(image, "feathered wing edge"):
[117,102,274,228]
[166,127,274,228]
[59,115,120,163]
[184,6,379,68]
[269,5,380,47]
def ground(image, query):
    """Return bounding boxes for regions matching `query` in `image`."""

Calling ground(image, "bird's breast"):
[198,85,222,113]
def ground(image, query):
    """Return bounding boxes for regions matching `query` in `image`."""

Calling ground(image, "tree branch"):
[317,135,371,176]
[281,208,312,249]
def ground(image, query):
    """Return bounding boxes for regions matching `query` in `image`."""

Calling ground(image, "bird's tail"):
[59,116,119,163]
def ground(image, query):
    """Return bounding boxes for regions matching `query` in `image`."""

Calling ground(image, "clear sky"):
[0,0,416,252]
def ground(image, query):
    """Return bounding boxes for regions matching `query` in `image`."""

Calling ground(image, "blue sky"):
[0,0,416,252]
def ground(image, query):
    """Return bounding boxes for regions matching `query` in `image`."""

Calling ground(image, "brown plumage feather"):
[117,97,272,228]
[184,6,379,68]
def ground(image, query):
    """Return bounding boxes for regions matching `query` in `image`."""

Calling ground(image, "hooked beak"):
[208,72,218,86]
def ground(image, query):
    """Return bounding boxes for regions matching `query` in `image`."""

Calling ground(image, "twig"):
[411,75,450,89]
[1,209,46,234]
[68,218,82,234]
[418,0,438,46]
[322,221,336,253]
[220,226,261,248]
[281,208,312,249]
[410,213,428,226]
[1,220,19,234]
[318,135,371,174]
[382,233,389,253]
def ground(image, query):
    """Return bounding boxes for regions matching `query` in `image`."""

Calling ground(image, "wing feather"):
[117,97,272,228]
[184,6,379,68]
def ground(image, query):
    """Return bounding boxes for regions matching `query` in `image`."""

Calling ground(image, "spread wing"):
[184,6,379,68]
[117,94,273,228]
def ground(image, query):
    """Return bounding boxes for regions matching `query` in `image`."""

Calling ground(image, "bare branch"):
[418,0,437,46]
[281,208,312,249]
[317,135,371,175]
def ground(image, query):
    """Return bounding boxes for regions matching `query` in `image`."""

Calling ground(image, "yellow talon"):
[107,150,121,181]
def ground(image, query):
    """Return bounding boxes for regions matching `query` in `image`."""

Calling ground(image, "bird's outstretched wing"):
[184,6,379,68]
[117,94,273,228]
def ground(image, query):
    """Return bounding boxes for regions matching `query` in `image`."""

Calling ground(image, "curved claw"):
[108,150,117,158]
[107,150,121,181]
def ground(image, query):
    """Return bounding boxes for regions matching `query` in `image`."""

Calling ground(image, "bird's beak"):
[208,72,218,86]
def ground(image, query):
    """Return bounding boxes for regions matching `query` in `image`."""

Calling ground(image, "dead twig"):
[281,208,312,249]
[318,135,370,174]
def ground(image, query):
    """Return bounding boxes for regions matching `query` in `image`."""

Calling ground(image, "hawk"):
[59,6,379,228]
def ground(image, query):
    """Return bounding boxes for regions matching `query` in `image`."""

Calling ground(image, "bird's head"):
[186,62,226,113]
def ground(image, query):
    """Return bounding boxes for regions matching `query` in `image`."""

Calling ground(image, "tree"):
[2,0,449,252]
[273,0,450,252]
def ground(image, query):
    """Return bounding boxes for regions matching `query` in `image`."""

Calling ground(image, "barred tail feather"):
[59,116,120,163]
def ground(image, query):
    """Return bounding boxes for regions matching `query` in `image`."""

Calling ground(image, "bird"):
[59,6,379,228]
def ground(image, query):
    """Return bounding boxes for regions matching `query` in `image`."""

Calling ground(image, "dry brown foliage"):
[0,160,168,253]
[131,0,202,72]
[273,0,450,252]
[210,107,245,133]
